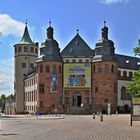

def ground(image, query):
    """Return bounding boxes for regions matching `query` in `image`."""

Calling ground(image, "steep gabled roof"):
[61,34,94,57]
[115,54,140,70]
[18,25,33,44]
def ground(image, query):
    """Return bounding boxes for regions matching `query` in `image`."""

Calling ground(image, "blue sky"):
[0,0,140,96]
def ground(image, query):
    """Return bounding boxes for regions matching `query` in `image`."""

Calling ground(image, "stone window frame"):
[39,83,45,94]
[24,46,28,52]
[59,65,61,74]
[22,63,26,68]
[40,64,43,73]
[30,47,34,53]
[95,87,98,93]
[46,64,50,73]
[18,46,22,52]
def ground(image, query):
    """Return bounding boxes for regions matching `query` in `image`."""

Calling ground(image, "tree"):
[128,39,140,96]
[0,94,6,112]
[133,39,140,56]
[0,94,15,113]
[128,70,140,97]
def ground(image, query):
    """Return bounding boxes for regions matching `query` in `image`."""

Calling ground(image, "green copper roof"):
[19,25,33,44]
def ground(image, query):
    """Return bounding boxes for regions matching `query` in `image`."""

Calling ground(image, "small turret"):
[47,21,54,39]
[101,21,108,40]
[19,22,33,44]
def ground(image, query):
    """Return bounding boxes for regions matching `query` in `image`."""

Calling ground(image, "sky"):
[0,0,140,96]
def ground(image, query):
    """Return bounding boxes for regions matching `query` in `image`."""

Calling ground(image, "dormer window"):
[137,62,140,65]
[126,60,129,64]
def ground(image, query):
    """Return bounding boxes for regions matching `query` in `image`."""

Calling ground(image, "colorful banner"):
[50,73,58,92]
[64,63,91,88]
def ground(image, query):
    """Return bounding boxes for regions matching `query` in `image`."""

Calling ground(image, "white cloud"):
[0,58,14,95]
[0,14,25,37]
[100,0,129,4]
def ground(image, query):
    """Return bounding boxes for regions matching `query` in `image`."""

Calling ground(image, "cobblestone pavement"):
[0,114,140,140]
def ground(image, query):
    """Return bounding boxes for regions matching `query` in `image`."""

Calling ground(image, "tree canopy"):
[128,39,140,97]
[133,39,140,56]
[128,70,140,97]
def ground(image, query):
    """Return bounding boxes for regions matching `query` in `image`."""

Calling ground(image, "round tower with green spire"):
[14,22,38,113]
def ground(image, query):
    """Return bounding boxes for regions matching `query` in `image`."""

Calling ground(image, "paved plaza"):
[0,114,140,140]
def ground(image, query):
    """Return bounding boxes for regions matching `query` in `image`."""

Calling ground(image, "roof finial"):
[77,29,79,34]
[49,19,51,27]
[25,19,28,26]
[104,20,106,27]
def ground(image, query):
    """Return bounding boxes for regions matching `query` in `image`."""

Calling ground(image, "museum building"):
[14,22,140,114]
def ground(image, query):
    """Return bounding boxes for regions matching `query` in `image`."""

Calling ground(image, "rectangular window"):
[66,59,69,63]
[30,47,34,53]
[129,72,133,78]
[123,71,127,77]
[59,65,61,73]
[15,47,17,53]
[40,101,43,108]
[18,47,22,52]
[46,65,50,73]
[35,48,38,54]
[65,97,69,104]
[53,64,56,72]
[24,46,28,52]
[72,59,76,63]
[22,63,26,68]
[39,84,44,93]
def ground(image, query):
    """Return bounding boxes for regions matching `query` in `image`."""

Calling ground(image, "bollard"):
[116,111,118,115]
[100,113,103,122]
[93,113,95,119]
[97,112,99,116]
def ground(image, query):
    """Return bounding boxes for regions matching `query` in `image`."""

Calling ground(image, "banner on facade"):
[63,63,91,88]
[50,73,58,92]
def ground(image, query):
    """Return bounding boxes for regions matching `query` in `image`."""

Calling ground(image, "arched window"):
[121,87,126,100]
[46,65,50,73]
[118,70,121,76]
[95,87,98,93]
[104,64,109,72]
[93,65,96,73]
[53,64,56,72]
[59,65,61,73]
[40,65,43,73]
[111,65,114,73]
[98,64,101,72]
[121,86,131,100]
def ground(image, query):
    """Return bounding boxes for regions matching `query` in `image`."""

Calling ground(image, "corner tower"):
[14,23,38,113]
[36,22,63,113]
[92,21,118,113]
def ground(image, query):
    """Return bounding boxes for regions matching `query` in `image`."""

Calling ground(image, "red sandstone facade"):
[92,61,118,112]
[23,22,138,114]
[36,61,63,113]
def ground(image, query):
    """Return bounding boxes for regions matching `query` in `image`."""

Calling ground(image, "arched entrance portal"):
[73,92,81,107]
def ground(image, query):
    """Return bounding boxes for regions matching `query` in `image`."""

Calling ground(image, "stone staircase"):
[67,107,91,115]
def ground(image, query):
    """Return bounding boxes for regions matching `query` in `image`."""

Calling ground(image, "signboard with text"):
[131,97,140,126]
